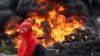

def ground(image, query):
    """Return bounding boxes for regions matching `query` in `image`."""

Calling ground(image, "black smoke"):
[0,0,100,55]
[0,0,100,36]
[0,1,100,50]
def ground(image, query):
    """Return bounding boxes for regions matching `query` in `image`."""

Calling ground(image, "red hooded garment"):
[18,22,38,56]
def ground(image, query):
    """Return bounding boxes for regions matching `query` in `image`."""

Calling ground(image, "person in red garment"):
[18,21,46,56]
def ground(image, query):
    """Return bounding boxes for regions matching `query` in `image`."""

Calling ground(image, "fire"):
[4,19,20,35]
[4,0,85,48]
[14,36,22,48]
[58,6,65,11]
[27,6,84,47]
[4,18,21,48]
[5,30,14,35]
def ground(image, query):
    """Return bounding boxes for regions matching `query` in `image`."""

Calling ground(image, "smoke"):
[0,0,100,54]
[16,0,37,16]
[0,0,100,33]
[82,0,100,33]
[41,20,52,39]
[0,10,16,32]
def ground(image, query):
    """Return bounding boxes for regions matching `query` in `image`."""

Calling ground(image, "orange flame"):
[58,6,65,11]
[4,0,85,48]
[27,8,85,47]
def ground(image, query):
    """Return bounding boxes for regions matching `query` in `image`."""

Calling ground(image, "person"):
[18,21,46,56]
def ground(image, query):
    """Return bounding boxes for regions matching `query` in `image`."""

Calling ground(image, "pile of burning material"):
[62,27,96,43]
[46,28,100,56]
[1,0,89,48]
[0,0,99,55]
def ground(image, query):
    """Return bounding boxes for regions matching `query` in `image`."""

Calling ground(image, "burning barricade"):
[0,0,100,56]
[46,28,100,56]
